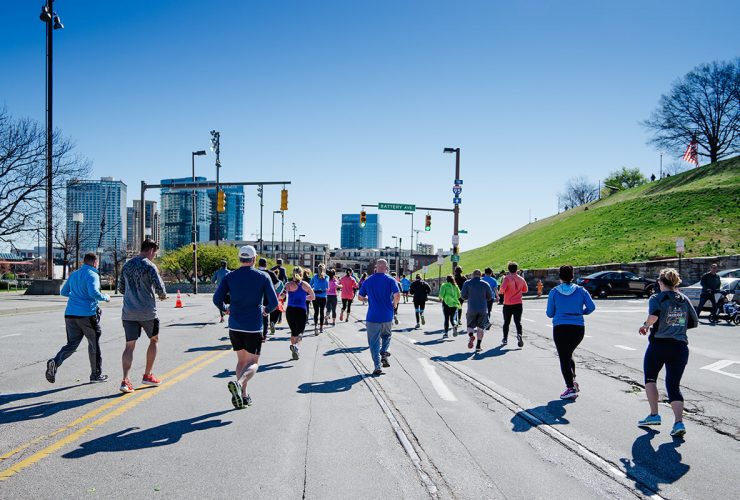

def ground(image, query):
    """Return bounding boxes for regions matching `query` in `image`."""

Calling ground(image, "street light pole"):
[405,211,414,267]
[73,212,83,271]
[272,210,282,259]
[281,211,285,260]
[258,185,264,255]
[210,131,221,246]
[191,150,206,294]
[292,223,297,266]
[444,147,461,274]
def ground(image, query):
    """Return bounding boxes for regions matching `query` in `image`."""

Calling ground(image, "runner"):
[257,258,282,338]
[497,270,506,305]
[302,269,312,325]
[499,261,528,347]
[409,274,431,329]
[400,274,411,303]
[454,266,467,326]
[637,268,697,437]
[118,239,168,394]
[482,267,499,327]
[284,267,315,360]
[545,265,596,399]
[310,264,329,334]
[339,269,358,322]
[326,269,340,326]
[213,246,279,408]
[271,258,288,283]
[438,275,461,339]
[696,263,721,320]
[358,259,400,375]
[46,252,110,384]
[461,269,493,353]
[391,272,401,325]
[212,260,230,323]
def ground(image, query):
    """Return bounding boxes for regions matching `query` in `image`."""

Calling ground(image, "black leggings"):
[414,300,426,322]
[286,306,307,336]
[502,304,523,338]
[553,324,585,388]
[341,298,353,314]
[644,340,689,402]
[326,295,338,319]
[442,304,458,332]
[313,297,327,325]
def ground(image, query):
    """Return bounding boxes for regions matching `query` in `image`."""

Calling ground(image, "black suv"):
[576,271,656,298]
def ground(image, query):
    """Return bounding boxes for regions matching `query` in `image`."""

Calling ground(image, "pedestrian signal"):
[217,190,226,213]
[280,189,288,211]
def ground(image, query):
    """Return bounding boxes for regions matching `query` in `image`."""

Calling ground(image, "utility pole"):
[444,147,461,274]
[258,185,264,255]
[292,223,297,266]
[281,211,285,261]
[210,130,221,245]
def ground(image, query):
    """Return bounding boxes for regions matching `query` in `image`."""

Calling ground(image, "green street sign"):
[378,202,416,212]
[458,230,468,234]
[451,254,460,263]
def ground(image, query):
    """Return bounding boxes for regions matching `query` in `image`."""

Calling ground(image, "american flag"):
[682,136,699,166]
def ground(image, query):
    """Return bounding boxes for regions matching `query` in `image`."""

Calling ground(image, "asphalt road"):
[0,293,738,499]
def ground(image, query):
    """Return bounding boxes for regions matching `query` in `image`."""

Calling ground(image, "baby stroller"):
[715,290,740,325]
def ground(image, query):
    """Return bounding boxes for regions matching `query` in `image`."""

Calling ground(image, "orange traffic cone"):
[175,290,183,308]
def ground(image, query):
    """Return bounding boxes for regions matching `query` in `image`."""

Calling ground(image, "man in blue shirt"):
[46,253,111,384]
[400,274,411,303]
[482,267,499,325]
[358,259,400,375]
[213,246,278,408]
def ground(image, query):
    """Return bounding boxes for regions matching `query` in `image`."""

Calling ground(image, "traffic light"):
[280,189,288,211]
[217,190,226,213]
[424,213,431,231]
[360,210,367,228]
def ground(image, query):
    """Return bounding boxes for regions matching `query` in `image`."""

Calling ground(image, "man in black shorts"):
[213,246,278,408]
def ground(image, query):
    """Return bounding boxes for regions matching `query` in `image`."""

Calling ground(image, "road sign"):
[452,186,462,196]
[453,197,461,205]
[452,235,459,246]
[378,202,416,211]
[422,266,429,274]
[458,229,468,234]
[454,179,463,185]
[676,238,685,254]
[408,258,415,268]
[437,255,444,265]
[451,254,460,263]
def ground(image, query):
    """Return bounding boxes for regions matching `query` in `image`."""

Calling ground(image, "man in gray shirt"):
[461,269,493,353]
[118,239,168,394]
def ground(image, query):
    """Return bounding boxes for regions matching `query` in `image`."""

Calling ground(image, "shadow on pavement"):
[424,329,446,335]
[0,394,118,425]
[431,352,475,363]
[416,338,449,346]
[167,322,216,327]
[62,410,233,458]
[259,360,292,373]
[0,383,87,407]
[620,428,689,495]
[511,399,573,432]
[475,345,519,359]
[323,347,368,356]
[297,374,366,394]
[185,345,230,352]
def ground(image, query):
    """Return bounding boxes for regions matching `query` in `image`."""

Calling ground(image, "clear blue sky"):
[2,0,738,254]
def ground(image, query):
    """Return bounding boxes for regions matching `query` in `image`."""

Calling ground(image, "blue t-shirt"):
[400,278,411,292]
[482,276,498,295]
[359,273,399,323]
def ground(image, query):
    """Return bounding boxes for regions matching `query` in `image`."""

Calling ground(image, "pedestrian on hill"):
[358,259,400,375]
[499,261,528,347]
[118,239,168,394]
[310,264,329,334]
[283,267,315,361]
[46,252,111,385]
[438,275,461,338]
[409,274,432,329]
[637,268,698,437]
[546,265,596,400]
[461,269,493,353]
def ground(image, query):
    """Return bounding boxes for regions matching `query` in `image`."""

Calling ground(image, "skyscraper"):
[208,185,244,242]
[66,177,127,254]
[340,213,381,249]
[127,200,159,251]
[160,177,210,251]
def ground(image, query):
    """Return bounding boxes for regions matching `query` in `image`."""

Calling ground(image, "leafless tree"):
[0,108,90,242]
[558,176,598,210]
[644,59,740,164]
[54,228,74,280]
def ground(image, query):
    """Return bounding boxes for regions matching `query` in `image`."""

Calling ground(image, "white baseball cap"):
[238,245,257,260]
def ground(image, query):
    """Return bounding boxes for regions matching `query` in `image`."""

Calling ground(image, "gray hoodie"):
[648,291,698,343]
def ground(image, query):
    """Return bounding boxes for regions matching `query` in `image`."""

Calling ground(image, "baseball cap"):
[238,245,257,260]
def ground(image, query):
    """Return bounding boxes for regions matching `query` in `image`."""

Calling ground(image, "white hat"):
[238,245,257,260]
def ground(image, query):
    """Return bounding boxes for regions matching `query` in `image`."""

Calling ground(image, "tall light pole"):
[280,211,285,260]
[257,185,264,255]
[40,0,63,280]
[72,212,83,271]
[210,130,221,245]
[443,147,461,274]
[272,210,282,258]
[391,236,399,276]
[298,234,305,267]
[191,150,207,294]
[404,211,414,268]
[292,223,298,265]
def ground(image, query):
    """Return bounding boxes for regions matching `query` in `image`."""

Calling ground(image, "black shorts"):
[229,330,262,355]
[123,319,160,342]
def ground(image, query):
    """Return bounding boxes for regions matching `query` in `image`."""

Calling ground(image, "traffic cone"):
[175,290,183,308]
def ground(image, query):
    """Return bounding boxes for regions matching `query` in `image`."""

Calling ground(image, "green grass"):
[431,156,740,274]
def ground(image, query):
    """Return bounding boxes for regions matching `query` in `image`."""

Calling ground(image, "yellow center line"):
[0,349,228,480]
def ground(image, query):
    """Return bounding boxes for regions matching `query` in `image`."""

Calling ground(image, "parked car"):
[681,277,740,311]
[576,270,656,298]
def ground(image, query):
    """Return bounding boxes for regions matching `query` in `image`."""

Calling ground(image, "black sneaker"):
[517,334,524,348]
[45,359,56,383]
[442,332,449,339]
[372,368,384,376]
[228,381,244,409]
[381,355,390,368]
[501,337,508,345]
[89,374,109,383]
[290,344,299,360]
[244,394,253,406]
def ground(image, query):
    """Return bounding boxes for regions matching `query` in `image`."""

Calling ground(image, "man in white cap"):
[213,245,279,408]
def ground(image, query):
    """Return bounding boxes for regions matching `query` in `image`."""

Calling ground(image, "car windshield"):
[721,278,739,291]
[719,269,740,278]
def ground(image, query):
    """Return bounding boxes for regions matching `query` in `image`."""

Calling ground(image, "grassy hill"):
[429,156,740,275]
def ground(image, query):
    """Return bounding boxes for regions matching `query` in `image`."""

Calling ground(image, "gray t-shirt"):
[461,277,493,313]
[648,291,698,344]
[119,256,167,321]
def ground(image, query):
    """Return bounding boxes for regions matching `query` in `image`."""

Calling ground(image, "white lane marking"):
[700,360,740,380]
[595,309,645,313]
[614,345,637,351]
[522,318,536,323]
[0,334,21,339]
[585,335,592,338]
[418,358,457,401]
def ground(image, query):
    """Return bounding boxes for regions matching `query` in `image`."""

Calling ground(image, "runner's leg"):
[53,318,85,368]
[502,305,512,341]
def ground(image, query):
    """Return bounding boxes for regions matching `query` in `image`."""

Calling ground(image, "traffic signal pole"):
[452,148,460,274]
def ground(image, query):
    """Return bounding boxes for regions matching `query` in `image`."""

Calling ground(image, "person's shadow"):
[297,374,366,394]
[0,394,118,425]
[511,399,573,432]
[62,410,232,459]
[620,428,690,495]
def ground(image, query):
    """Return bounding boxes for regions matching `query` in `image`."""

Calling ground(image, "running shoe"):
[119,378,134,394]
[517,334,524,348]
[142,373,161,386]
[573,381,580,393]
[244,394,253,406]
[89,374,109,383]
[319,328,323,334]
[228,381,244,409]
[670,422,686,437]
[452,326,458,337]
[290,344,299,360]
[345,316,349,322]
[270,322,276,334]
[475,347,482,353]
[394,315,399,325]
[339,312,344,321]
[442,332,449,339]
[421,314,425,325]
[559,388,578,400]
[381,355,390,368]
[468,336,475,349]
[45,359,56,383]
[501,337,508,345]
[638,414,662,426]
[415,323,420,329]
[372,368,383,376]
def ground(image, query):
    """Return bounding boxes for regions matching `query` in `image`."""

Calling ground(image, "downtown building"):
[66,177,127,255]
[126,200,159,251]
[340,213,381,249]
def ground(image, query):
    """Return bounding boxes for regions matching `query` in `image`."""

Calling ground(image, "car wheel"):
[595,287,608,299]
[734,315,740,326]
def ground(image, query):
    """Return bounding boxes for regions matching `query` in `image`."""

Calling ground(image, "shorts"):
[467,310,487,329]
[229,330,263,355]
[123,319,160,342]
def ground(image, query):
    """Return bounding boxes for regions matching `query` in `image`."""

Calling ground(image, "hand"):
[639,325,649,335]
[262,311,269,317]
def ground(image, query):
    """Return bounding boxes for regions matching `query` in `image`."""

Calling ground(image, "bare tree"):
[54,228,74,280]
[644,59,740,164]
[559,176,598,210]
[0,108,90,242]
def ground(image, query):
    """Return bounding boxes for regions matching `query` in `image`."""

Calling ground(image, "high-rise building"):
[127,200,159,251]
[66,177,127,254]
[160,177,211,251]
[208,185,244,242]
[340,213,381,249]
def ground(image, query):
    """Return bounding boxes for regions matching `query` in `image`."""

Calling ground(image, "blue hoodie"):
[61,264,110,316]
[546,283,596,327]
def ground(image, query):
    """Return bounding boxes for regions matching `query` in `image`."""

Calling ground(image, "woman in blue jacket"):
[546,265,596,399]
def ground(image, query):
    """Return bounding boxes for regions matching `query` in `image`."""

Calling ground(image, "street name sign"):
[454,179,463,185]
[451,254,460,263]
[379,203,416,211]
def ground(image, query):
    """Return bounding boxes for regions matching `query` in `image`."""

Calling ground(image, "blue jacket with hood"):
[546,283,596,327]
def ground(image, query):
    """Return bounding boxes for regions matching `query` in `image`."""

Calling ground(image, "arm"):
[546,290,555,318]
[461,282,469,300]
[485,284,492,301]
[118,270,126,295]
[302,281,316,301]
[358,282,367,302]
[87,272,110,303]
[687,301,699,329]
[521,277,529,294]
[425,283,431,295]
[582,289,596,315]
[149,264,168,300]
[61,278,71,297]
[392,291,400,309]
[639,297,660,335]
[213,278,228,311]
